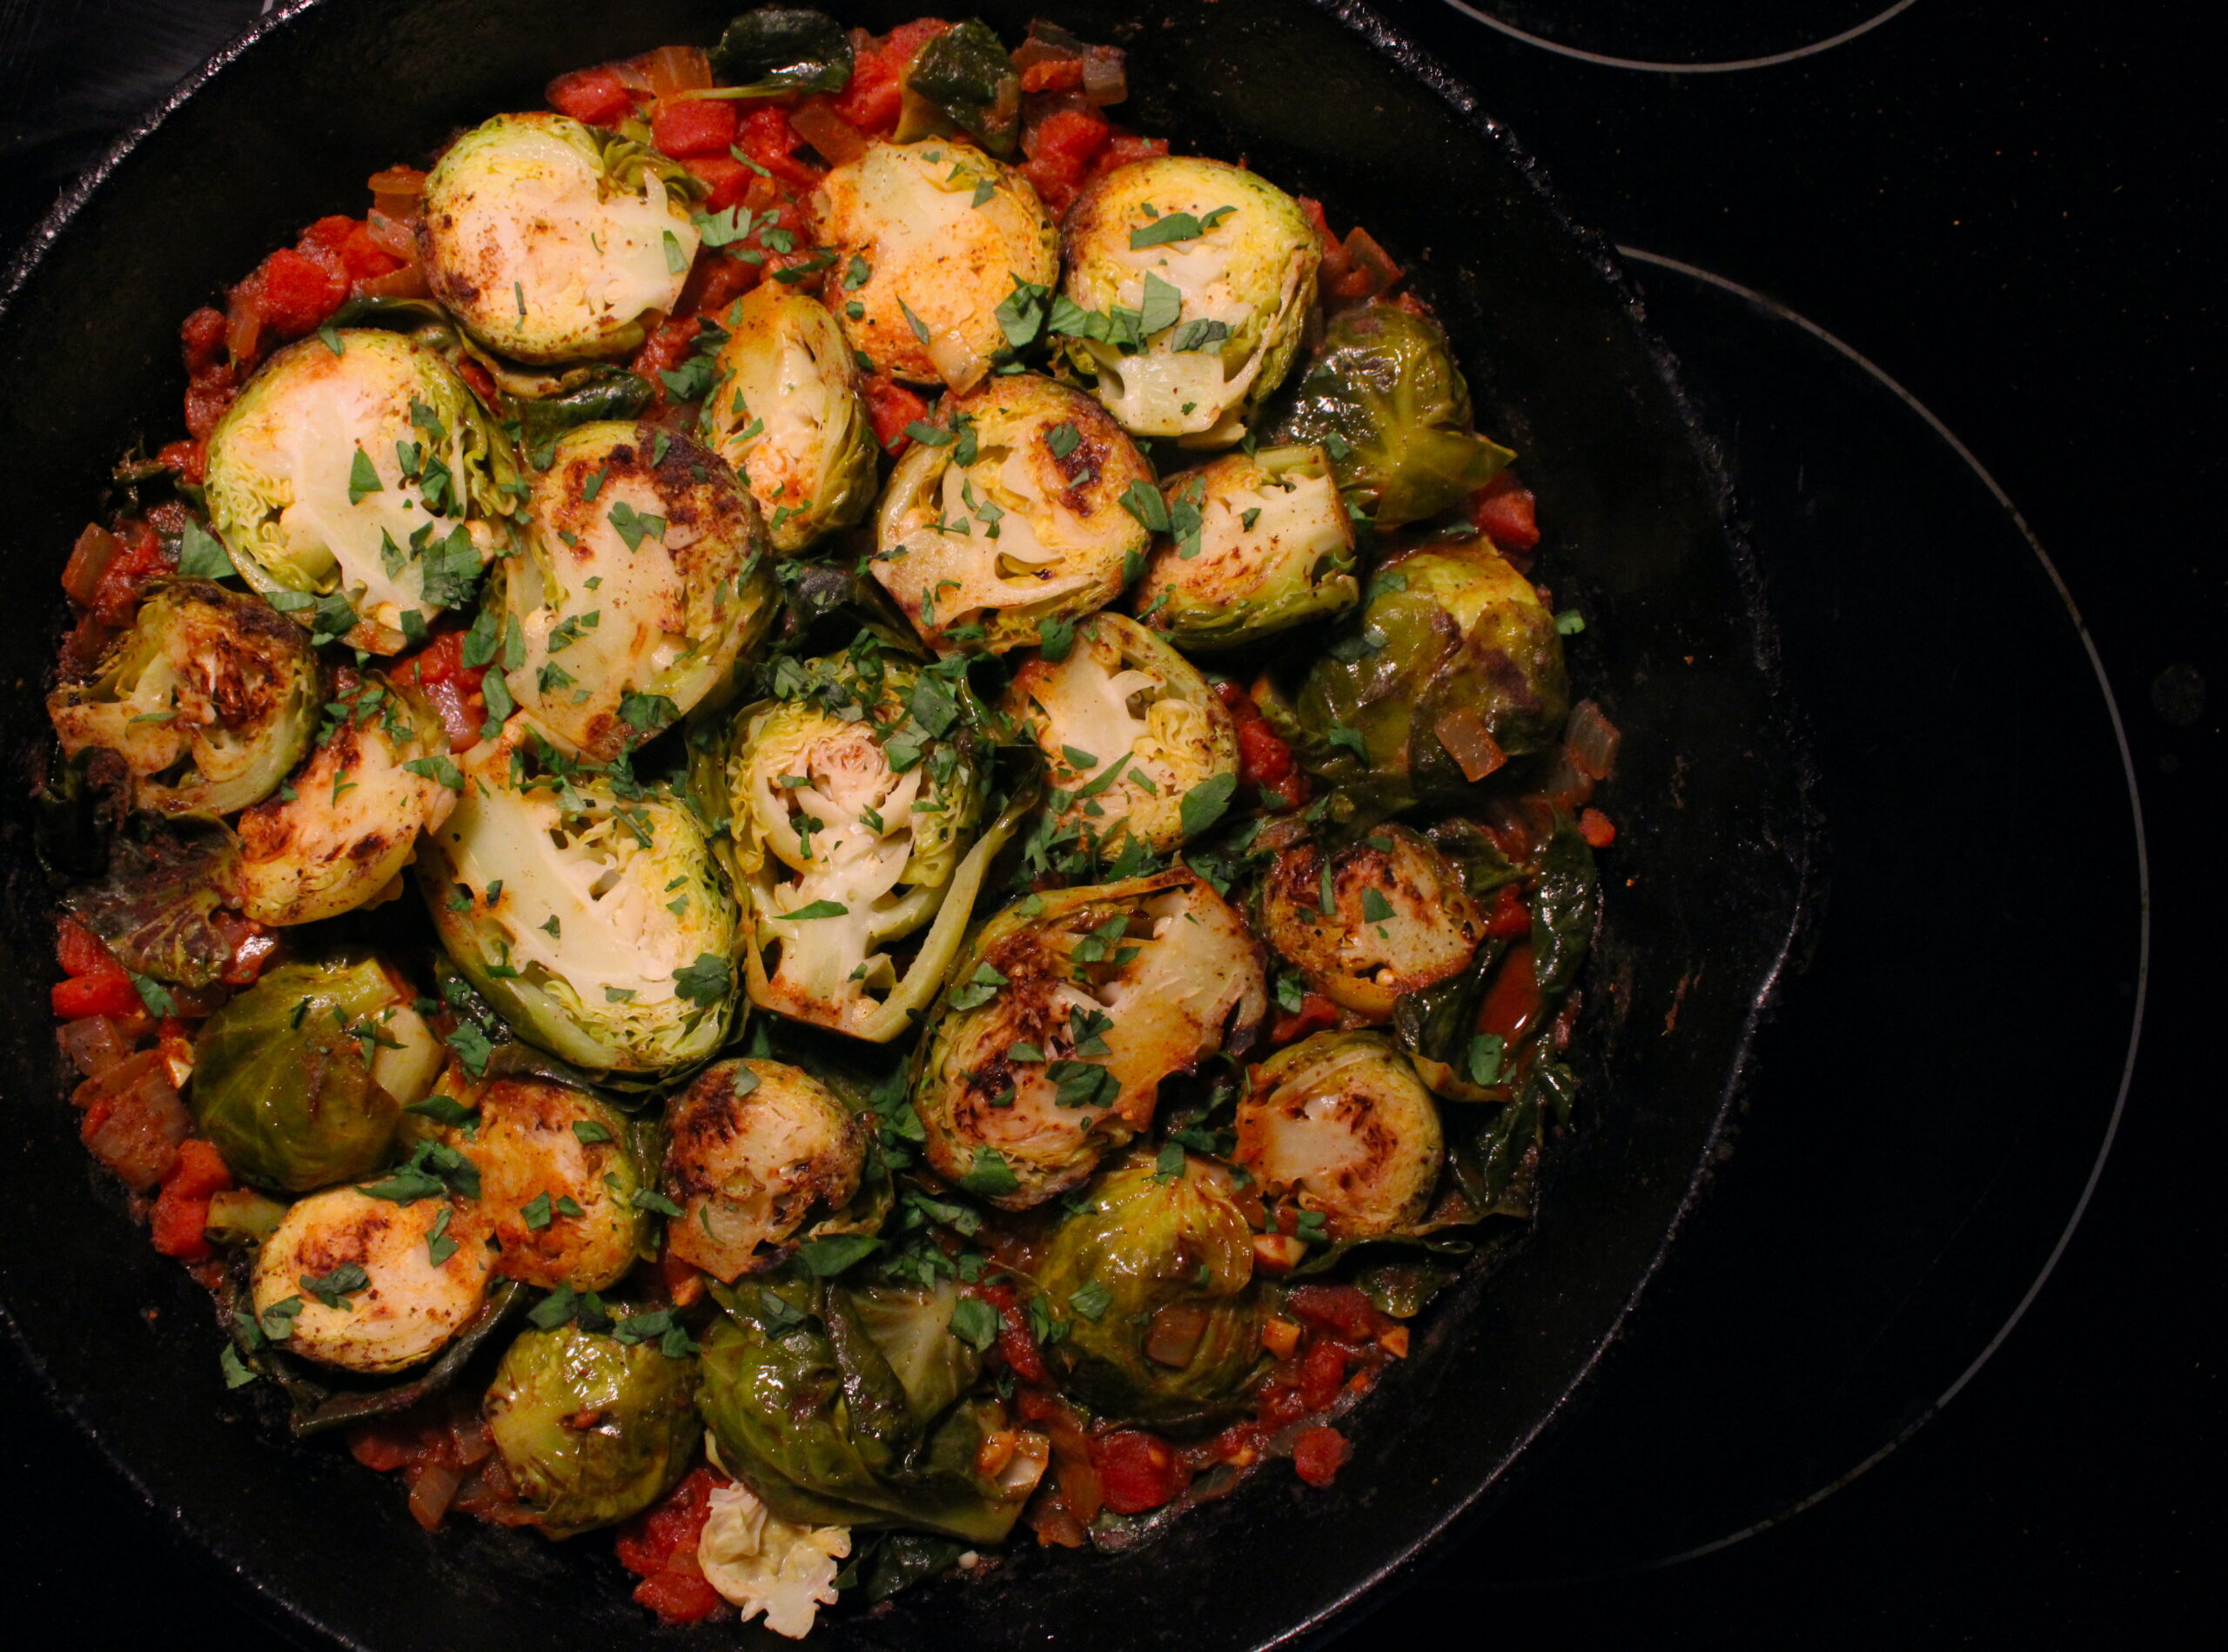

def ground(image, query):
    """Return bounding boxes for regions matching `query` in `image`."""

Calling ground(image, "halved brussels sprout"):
[701,285,877,554]
[234,675,455,926]
[1059,156,1320,446]
[913,868,1266,1209]
[1030,1152,1263,1427]
[191,954,440,1192]
[420,112,700,365]
[1234,1031,1444,1239]
[662,1058,865,1283]
[1272,299,1514,528]
[816,138,1058,389]
[1256,823,1485,1020]
[204,330,522,651]
[870,373,1151,655]
[420,1073,647,1292]
[1131,445,1359,650]
[695,1277,1030,1544]
[251,1186,493,1373]
[483,1320,701,1538]
[416,721,742,1079]
[1004,613,1237,856]
[697,658,1020,1041]
[48,580,319,820]
[499,421,775,762]
[1279,535,1569,817]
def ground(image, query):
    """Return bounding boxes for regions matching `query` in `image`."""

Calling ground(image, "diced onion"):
[406,1461,461,1530]
[60,524,122,608]
[789,98,868,166]
[57,1014,131,1079]
[1433,707,1507,782]
[1081,50,1129,106]
[1563,698,1621,782]
[638,44,712,99]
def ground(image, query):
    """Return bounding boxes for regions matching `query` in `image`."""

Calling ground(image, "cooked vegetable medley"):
[36,11,1619,1637]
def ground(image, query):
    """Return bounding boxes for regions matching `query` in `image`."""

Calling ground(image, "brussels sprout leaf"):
[709,8,854,97]
[1178,771,1238,840]
[177,520,236,580]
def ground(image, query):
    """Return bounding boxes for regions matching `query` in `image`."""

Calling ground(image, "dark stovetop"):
[2,3,2216,1647]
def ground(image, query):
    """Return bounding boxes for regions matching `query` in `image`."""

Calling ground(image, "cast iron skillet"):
[0,2,1811,1647]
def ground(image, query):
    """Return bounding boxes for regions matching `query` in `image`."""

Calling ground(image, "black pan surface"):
[0,3,1807,1649]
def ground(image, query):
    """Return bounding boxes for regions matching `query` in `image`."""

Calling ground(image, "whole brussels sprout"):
[416,721,742,1080]
[48,580,319,820]
[695,1277,1032,1544]
[191,954,440,1191]
[483,1320,701,1538]
[234,674,455,926]
[701,285,877,555]
[661,1059,866,1283]
[871,373,1152,655]
[913,868,1266,1210]
[1004,613,1238,856]
[1276,534,1569,819]
[1059,155,1320,447]
[417,1073,648,1293]
[818,138,1058,389]
[1234,1031,1444,1240]
[1272,299,1514,529]
[1256,823,1485,1020]
[694,655,1022,1041]
[252,1185,493,1373]
[497,421,776,762]
[419,112,701,364]
[1131,445,1360,650]
[1031,1152,1264,1427]
[204,331,522,652]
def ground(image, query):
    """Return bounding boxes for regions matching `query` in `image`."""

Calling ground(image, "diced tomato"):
[1093,1431,1191,1515]
[970,1279,1047,1385]
[155,439,207,484]
[1481,883,1530,939]
[1022,58,1088,94]
[1017,104,1112,213]
[53,972,140,1020]
[1297,195,1354,293]
[1476,941,1542,1045]
[1298,1337,1351,1412]
[1258,1377,1309,1430]
[340,223,404,282]
[1468,470,1540,551]
[452,354,498,406]
[1213,680,1308,810]
[151,1139,232,1261]
[735,105,825,191]
[180,306,228,373]
[677,251,757,323]
[547,64,638,127]
[57,917,119,979]
[681,153,753,213]
[1292,1424,1348,1487]
[1086,131,1168,183]
[833,18,951,135]
[1578,808,1617,849]
[296,214,356,260]
[1287,1284,1379,1343]
[184,363,238,440]
[616,1466,727,1626]
[862,373,929,455]
[396,629,488,750]
[86,519,175,626]
[1268,991,1339,1048]
[631,316,704,404]
[245,245,348,339]
[652,96,740,158]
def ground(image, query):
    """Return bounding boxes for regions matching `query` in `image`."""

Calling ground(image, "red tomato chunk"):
[1292,1425,1349,1487]
[1093,1431,1191,1514]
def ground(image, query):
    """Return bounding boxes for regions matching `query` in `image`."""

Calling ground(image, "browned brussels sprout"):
[1256,823,1485,1019]
[250,1186,493,1373]
[1234,1031,1443,1240]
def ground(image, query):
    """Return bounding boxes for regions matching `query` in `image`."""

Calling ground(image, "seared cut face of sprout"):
[1234,1031,1444,1239]
[1059,155,1320,446]
[871,373,1151,655]
[419,112,699,365]
[914,869,1267,1209]
[234,675,454,926]
[701,285,878,555]
[815,138,1059,390]
[1132,445,1359,651]
[1257,824,1485,1020]
[252,1186,492,1373]
[1004,613,1236,856]
[426,1073,645,1293]
[204,331,520,653]
[500,421,775,762]
[701,657,1009,1042]
[49,580,319,821]
[416,722,740,1079]
[661,1058,866,1282]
